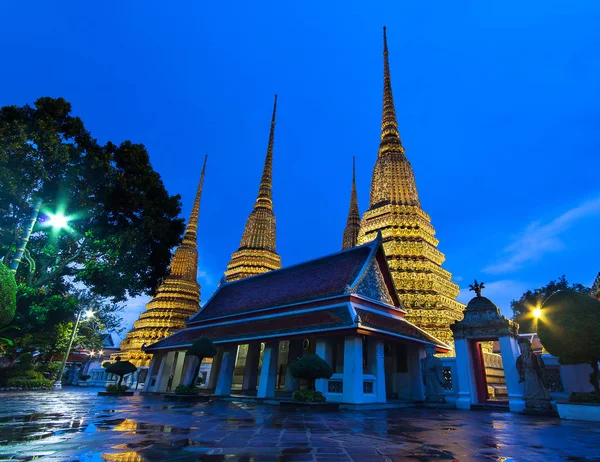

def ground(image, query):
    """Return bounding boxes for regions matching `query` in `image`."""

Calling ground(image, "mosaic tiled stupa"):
[357,27,465,349]
[115,156,207,367]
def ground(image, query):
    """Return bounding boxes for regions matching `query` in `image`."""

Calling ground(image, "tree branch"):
[32,237,87,288]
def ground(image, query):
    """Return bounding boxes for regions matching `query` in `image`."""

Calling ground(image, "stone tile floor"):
[0,389,599,461]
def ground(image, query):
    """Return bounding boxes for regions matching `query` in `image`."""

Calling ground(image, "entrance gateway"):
[451,282,525,412]
[142,235,450,405]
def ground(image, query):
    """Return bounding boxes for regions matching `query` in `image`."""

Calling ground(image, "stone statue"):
[516,337,552,410]
[421,345,446,403]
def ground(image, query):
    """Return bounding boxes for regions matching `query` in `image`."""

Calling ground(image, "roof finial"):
[469,280,485,297]
[183,154,208,244]
[380,26,403,154]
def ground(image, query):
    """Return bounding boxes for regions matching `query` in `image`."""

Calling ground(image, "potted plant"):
[98,357,136,396]
[281,353,337,411]
[538,290,600,421]
[164,337,216,401]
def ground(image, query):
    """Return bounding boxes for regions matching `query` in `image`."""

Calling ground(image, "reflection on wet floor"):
[0,389,599,461]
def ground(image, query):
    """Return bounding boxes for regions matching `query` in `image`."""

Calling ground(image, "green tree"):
[0,97,185,301]
[105,357,137,387]
[537,291,600,394]
[185,337,217,387]
[0,262,17,326]
[511,275,590,333]
[290,354,333,391]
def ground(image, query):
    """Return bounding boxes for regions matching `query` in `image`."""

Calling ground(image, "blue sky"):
[1,1,599,337]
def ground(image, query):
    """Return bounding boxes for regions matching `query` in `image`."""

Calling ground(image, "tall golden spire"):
[225,96,282,282]
[358,28,464,352]
[115,156,208,367]
[342,157,361,250]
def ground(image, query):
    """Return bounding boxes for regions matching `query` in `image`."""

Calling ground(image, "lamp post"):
[54,309,94,389]
[9,198,71,273]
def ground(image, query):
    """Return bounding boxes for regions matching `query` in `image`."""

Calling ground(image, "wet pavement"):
[0,389,598,461]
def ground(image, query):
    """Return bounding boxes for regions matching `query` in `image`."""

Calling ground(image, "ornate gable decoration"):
[350,260,394,305]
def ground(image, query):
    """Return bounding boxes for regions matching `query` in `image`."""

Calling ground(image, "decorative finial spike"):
[383,26,388,52]
[468,280,485,297]
[342,156,361,249]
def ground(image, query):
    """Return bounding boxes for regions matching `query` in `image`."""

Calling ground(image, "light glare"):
[533,308,542,319]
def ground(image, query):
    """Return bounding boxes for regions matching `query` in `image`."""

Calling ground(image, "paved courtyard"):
[0,389,599,461]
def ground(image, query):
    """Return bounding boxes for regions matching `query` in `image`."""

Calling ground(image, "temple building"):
[341,157,361,250]
[224,95,282,282]
[143,234,449,404]
[114,156,207,367]
[591,272,600,300]
[356,27,464,348]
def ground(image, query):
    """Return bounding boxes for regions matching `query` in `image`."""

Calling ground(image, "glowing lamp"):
[47,212,69,230]
[533,308,542,319]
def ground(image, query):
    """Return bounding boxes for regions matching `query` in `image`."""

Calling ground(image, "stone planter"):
[556,402,600,422]
[164,393,211,402]
[280,401,339,412]
[97,391,135,397]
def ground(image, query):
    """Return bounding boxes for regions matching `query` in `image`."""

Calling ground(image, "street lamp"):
[9,199,71,273]
[53,309,94,389]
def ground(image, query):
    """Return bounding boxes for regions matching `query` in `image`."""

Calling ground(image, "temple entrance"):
[470,340,507,404]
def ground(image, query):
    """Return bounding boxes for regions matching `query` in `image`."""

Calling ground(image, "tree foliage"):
[537,290,600,394]
[105,358,137,387]
[0,97,185,301]
[185,336,216,387]
[290,354,333,390]
[511,275,590,333]
[0,262,16,326]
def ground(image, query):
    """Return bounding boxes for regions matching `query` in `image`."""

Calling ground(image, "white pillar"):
[257,341,280,398]
[215,346,237,396]
[143,354,160,392]
[342,336,363,403]
[156,351,176,393]
[315,338,333,395]
[499,336,525,413]
[171,351,187,389]
[285,340,304,392]
[206,348,223,389]
[454,338,473,410]
[368,340,386,403]
[242,343,261,392]
[407,345,426,401]
[181,355,199,388]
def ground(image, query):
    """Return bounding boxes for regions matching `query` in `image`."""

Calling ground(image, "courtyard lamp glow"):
[54,309,95,389]
[533,307,542,319]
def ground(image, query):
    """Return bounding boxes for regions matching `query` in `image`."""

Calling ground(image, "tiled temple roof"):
[189,242,374,322]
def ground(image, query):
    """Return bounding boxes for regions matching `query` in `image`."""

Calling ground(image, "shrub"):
[174,384,198,395]
[538,290,600,396]
[106,384,129,393]
[292,389,326,402]
[0,262,17,327]
[102,361,112,368]
[7,377,53,389]
[17,352,34,369]
[45,362,62,380]
[290,354,333,391]
[185,337,217,387]
[79,375,91,381]
[104,359,137,387]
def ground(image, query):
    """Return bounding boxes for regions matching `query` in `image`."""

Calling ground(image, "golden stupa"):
[357,27,465,349]
[115,156,207,367]
[224,95,282,282]
[342,157,361,250]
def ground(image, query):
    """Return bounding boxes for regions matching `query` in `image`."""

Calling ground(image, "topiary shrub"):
[185,337,217,387]
[0,262,17,327]
[104,358,136,388]
[102,361,112,368]
[538,290,600,396]
[290,353,333,396]
[7,376,53,389]
[79,374,91,381]
[292,389,326,402]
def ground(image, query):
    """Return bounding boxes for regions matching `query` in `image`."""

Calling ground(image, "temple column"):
[215,345,237,396]
[407,345,425,401]
[143,354,161,392]
[343,336,363,403]
[257,341,280,398]
[181,355,198,388]
[499,336,525,413]
[171,351,187,390]
[156,351,176,393]
[284,340,304,392]
[315,339,333,395]
[454,338,474,409]
[242,343,261,392]
[207,347,223,389]
[368,340,386,403]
